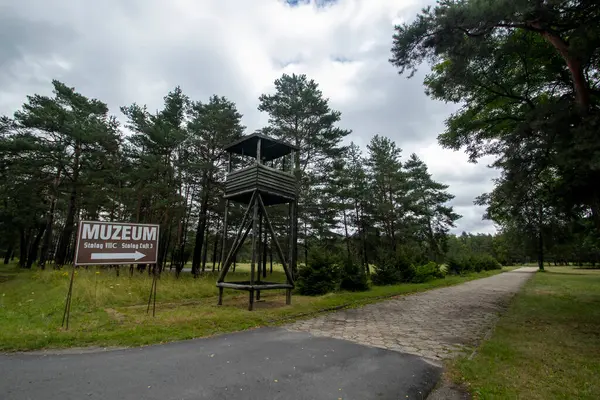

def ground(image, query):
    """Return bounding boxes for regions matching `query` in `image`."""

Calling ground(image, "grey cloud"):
[433,158,498,185]
[452,205,496,234]
[0,8,74,69]
[333,49,454,150]
[0,0,258,124]
[435,168,498,232]
[0,0,496,234]
[449,182,491,208]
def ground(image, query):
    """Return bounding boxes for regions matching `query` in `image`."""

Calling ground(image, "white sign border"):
[74,220,161,266]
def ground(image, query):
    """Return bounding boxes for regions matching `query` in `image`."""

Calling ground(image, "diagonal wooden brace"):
[257,193,294,286]
[217,191,256,282]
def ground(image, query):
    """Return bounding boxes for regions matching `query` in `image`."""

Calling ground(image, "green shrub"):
[339,257,369,292]
[296,251,339,295]
[447,254,501,275]
[467,254,502,272]
[371,255,402,285]
[478,254,502,270]
[398,245,428,267]
[436,264,447,278]
[412,261,445,283]
[447,257,471,275]
[470,256,485,272]
[371,253,413,285]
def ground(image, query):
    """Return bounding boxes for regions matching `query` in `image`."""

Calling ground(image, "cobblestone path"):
[286,267,537,361]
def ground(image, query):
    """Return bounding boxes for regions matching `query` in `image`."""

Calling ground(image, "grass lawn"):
[0,262,509,352]
[449,266,600,399]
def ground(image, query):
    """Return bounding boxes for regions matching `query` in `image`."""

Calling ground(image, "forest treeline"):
[0,74,464,274]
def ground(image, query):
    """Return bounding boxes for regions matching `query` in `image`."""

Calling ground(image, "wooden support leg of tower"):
[288,201,294,279]
[216,198,254,307]
[290,200,298,280]
[229,222,252,267]
[257,194,294,285]
[249,289,254,311]
[262,220,268,279]
[218,221,252,284]
[218,287,224,305]
[257,212,262,282]
[219,199,229,272]
[216,221,252,305]
[249,191,260,309]
[286,288,291,305]
[256,210,263,301]
[217,192,256,283]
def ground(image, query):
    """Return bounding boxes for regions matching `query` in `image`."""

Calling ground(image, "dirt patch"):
[19,346,129,355]
[104,308,126,323]
[428,382,470,400]
[428,373,471,400]
[0,275,15,284]
[223,292,291,310]
[532,289,558,295]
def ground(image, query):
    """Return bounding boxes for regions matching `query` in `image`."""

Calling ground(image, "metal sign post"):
[61,265,76,329]
[146,266,158,317]
[62,221,161,329]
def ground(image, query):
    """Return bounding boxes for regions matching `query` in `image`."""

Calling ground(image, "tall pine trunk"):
[388,186,397,252]
[55,141,81,266]
[304,222,308,265]
[26,223,46,269]
[426,215,439,263]
[201,220,210,272]
[342,207,350,257]
[212,232,219,272]
[39,169,61,269]
[590,197,600,236]
[361,220,370,274]
[533,26,590,112]
[355,201,369,273]
[192,172,210,276]
[537,206,544,271]
[212,218,221,272]
[292,150,300,275]
[537,230,544,271]
[3,239,14,265]
[19,227,31,268]
[176,188,193,276]
[262,226,267,278]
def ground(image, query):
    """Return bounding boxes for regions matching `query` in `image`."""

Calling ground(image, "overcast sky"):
[0,0,499,234]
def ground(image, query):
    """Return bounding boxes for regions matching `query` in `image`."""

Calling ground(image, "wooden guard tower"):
[217,132,298,310]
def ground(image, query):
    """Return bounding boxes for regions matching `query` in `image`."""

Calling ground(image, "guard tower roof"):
[224,132,298,162]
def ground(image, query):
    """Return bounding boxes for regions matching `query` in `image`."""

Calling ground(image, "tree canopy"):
[391,0,600,269]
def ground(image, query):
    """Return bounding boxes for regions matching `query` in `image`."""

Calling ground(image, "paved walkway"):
[0,328,441,400]
[286,267,537,361]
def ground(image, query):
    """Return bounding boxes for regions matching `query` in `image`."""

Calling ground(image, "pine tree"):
[14,80,121,266]
[404,153,461,262]
[187,95,244,276]
[121,87,189,269]
[366,135,406,253]
[258,73,350,265]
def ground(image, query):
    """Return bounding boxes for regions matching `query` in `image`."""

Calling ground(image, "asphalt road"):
[0,327,441,400]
